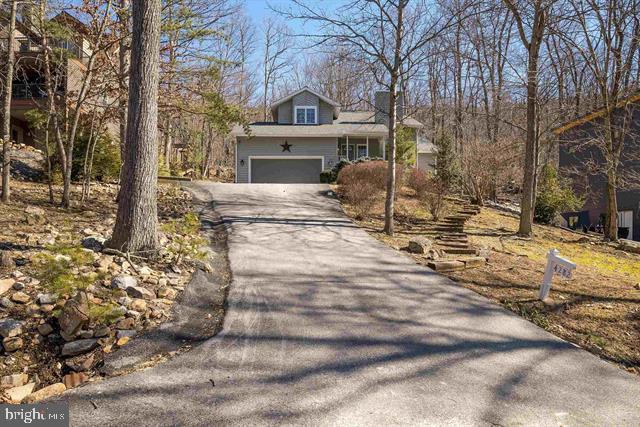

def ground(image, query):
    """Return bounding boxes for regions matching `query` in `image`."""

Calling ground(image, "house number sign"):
[539,249,576,300]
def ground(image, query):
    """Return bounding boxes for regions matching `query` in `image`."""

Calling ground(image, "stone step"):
[427,260,466,272]
[437,241,470,248]
[436,222,464,230]
[460,257,487,268]
[443,248,478,255]
[438,232,467,238]
[442,217,468,223]
[438,239,469,245]
[445,214,471,220]
[435,228,464,233]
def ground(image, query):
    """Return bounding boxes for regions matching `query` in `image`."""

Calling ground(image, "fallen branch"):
[102,248,142,274]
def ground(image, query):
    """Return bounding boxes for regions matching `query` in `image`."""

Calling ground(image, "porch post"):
[346,135,350,161]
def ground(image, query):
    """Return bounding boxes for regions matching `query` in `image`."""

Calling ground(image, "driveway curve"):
[63,183,639,426]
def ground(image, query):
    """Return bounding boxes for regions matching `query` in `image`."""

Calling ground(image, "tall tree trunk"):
[505,0,546,238]
[1,0,18,203]
[118,0,130,167]
[518,44,541,237]
[109,0,161,253]
[383,0,405,236]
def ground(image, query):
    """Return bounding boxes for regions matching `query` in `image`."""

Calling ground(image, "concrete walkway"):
[63,183,639,426]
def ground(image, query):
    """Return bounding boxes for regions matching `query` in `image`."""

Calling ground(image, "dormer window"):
[295,106,317,125]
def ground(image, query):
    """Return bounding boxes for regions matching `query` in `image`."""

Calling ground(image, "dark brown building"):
[555,94,640,241]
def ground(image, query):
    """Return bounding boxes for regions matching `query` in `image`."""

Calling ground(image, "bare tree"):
[261,17,290,121]
[504,0,553,237]
[1,0,18,203]
[109,0,161,252]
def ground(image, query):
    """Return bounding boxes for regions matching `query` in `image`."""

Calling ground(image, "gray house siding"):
[417,153,436,172]
[558,102,640,241]
[277,102,292,124]
[318,100,334,124]
[236,136,339,183]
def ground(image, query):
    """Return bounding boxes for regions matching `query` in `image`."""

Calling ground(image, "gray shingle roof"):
[232,110,424,138]
[418,139,437,154]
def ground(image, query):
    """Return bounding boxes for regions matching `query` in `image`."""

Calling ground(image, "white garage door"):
[250,157,323,183]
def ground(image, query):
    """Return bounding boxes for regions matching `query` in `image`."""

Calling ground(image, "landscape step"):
[443,248,478,255]
[461,257,487,268]
[437,242,470,249]
[435,227,464,233]
[427,260,466,271]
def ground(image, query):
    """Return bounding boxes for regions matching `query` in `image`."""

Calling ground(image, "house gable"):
[271,87,339,124]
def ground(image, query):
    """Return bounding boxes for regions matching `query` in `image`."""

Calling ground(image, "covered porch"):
[338,136,385,161]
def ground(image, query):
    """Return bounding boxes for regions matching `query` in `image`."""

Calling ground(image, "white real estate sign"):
[539,249,576,300]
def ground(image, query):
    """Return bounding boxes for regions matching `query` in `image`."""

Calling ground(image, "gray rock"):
[407,237,433,254]
[111,275,137,290]
[0,297,14,309]
[115,318,135,330]
[37,323,54,336]
[117,296,132,306]
[25,206,45,216]
[618,240,640,254]
[81,236,105,252]
[12,282,24,291]
[36,293,58,305]
[2,337,23,352]
[58,292,89,336]
[65,353,96,372]
[93,326,110,338]
[0,319,23,338]
[0,252,14,268]
[78,330,94,339]
[11,292,30,304]
[61,339,99,357]
[126,310,141,318]
[125,286,155,300]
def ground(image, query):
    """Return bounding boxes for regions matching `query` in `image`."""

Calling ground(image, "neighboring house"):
[416,137,437,172]
[555,93,640,241]
[2,8,113,148]
[231,87,424,183]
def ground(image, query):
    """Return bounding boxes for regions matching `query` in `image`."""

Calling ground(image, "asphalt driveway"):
[63,183,640,426]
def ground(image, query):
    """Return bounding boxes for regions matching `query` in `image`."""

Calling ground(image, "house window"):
[295,106,317,125]
[568,215,579,229]
[339,143,354,160]
[357,144,368,159]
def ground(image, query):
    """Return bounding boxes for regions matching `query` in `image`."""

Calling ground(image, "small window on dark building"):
[568,216,579,230]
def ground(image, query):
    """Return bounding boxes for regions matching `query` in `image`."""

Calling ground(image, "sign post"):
[539,249,576,300]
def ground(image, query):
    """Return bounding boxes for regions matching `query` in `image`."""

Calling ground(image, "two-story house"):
[3,9,98,148]
[231,87,425,183]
